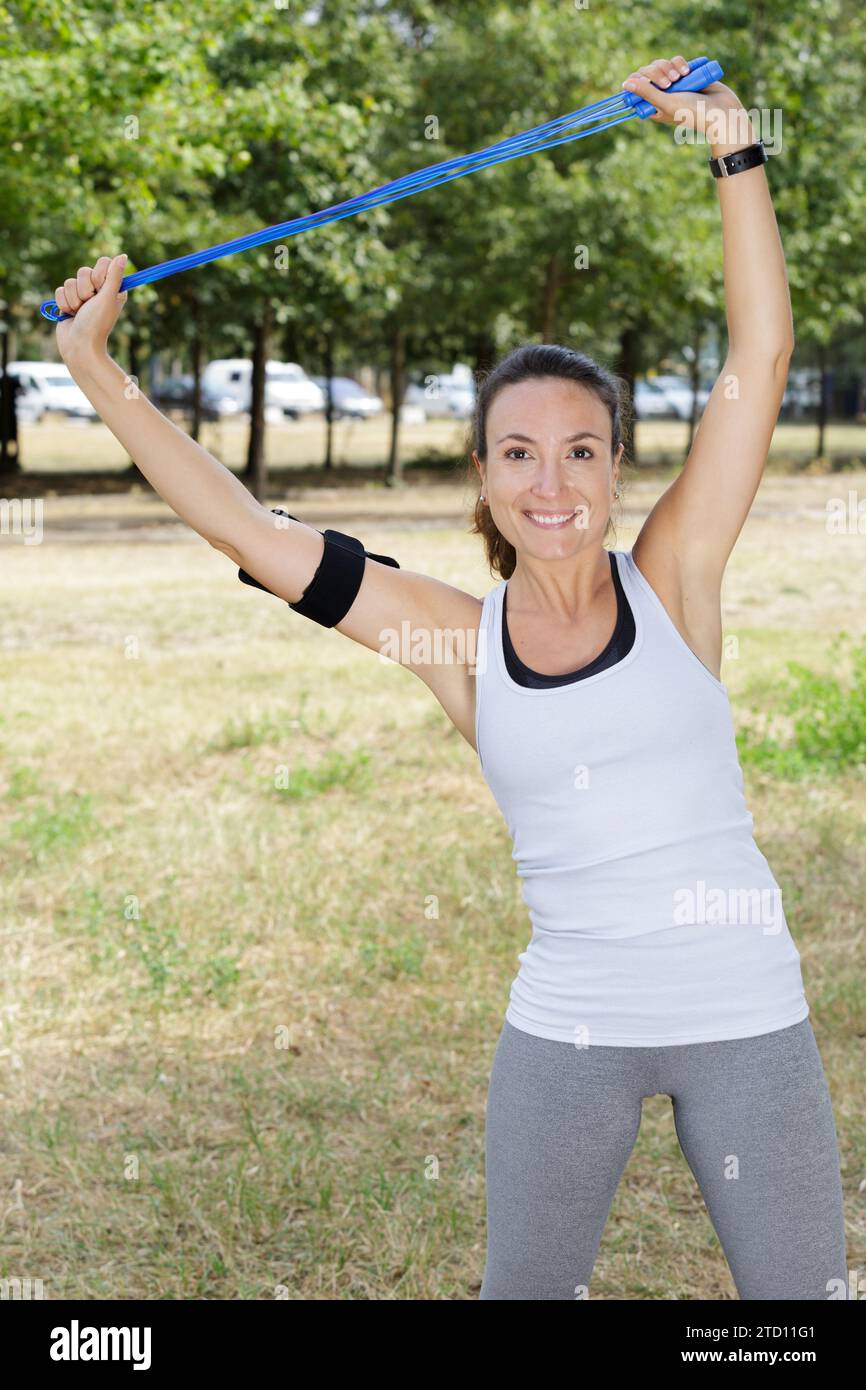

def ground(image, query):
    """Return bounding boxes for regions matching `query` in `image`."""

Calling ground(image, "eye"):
[503,445,594,460]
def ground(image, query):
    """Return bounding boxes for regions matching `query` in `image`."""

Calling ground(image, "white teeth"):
[527,510,575,526]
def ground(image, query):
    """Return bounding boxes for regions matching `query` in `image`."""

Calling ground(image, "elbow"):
[209,535,243,566]
[730,337,794,375]
[772,338,795,385]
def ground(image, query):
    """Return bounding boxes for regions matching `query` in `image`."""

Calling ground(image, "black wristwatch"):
[708,140,768,178]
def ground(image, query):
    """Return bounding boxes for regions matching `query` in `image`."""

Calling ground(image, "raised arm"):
[54,257,483,743]
[620,57,794,607]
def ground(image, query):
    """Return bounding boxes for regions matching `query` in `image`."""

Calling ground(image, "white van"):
[202,359,325,419]
[3,361,98,422]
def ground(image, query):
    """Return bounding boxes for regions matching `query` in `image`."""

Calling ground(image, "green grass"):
[738,632,866,777]
[0,473,863,1300]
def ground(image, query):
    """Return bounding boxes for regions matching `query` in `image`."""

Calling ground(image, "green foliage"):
[205,713,284,752]
[48,880,243,1003]
[2,0,865,468]
[3,764,42,799]
[8,789,97,859]
[275,748,372,799]
[357,923,427,980]
[737,632,866,777]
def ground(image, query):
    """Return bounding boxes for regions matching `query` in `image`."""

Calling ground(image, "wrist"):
[706,103,759,158]
[63,346,112,379]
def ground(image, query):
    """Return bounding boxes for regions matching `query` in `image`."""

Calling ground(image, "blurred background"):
[0,0,863,1301]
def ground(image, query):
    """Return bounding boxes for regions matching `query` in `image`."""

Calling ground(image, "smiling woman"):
[468,344,627,575]
[456,46,846,1302]
[49,45,846,1306]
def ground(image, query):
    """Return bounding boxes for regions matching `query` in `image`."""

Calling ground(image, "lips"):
[524,508,578,529]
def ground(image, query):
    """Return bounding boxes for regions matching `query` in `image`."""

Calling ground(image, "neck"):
[507,545,613,622]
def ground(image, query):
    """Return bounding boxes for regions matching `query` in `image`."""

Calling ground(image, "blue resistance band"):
[40,57,722,323]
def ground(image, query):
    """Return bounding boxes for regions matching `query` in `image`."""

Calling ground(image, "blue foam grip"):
[622,58,723,120]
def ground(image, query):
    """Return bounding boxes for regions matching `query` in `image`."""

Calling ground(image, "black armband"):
[237,508,400,628]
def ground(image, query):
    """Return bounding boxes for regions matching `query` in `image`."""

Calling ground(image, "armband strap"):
[237,508,400,628]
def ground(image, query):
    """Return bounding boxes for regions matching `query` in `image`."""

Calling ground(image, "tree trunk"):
[540,251,562,341]
[245,298,272,502]
[0,323,21,475]
[322,330,334,471]
[685,322,702,459]
[616,325,639,465]
[816,343,829,459]
[472,330,496,380]
[386,321,405,486]
[191,323,203,443]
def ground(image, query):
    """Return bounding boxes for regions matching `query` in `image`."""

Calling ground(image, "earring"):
[480,493,486,503]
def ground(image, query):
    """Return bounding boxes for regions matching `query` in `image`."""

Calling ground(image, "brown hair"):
[466,343,631,580]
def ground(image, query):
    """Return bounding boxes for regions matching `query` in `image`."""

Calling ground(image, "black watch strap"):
[708,140,768,178]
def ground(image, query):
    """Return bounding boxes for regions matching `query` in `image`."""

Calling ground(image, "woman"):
[54,55,848,1301]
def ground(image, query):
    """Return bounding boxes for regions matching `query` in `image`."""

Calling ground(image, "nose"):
[529,457,572,500]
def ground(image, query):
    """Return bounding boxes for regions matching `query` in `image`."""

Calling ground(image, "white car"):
[404,373,475,420]
[633,379,676,419]
[3,361,98,422]
[202,359,325,419]
[650,374,711,420]
[310,376,384,420]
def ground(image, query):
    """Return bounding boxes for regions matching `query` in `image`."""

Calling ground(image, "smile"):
[524,508,578,529]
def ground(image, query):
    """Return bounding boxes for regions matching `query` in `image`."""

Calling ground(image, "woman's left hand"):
[621,54,746,137]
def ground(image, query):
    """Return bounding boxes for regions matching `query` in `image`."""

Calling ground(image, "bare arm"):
[55,256,483,745]
[613,58,795,675]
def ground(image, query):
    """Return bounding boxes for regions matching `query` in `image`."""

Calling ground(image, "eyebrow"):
[495,431,606,445]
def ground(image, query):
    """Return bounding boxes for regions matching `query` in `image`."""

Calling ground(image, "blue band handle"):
[622,57,723,119]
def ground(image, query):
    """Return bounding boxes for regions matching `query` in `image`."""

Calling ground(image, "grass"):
[0,470,864,1300]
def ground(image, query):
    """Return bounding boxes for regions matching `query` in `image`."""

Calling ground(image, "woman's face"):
[474,377,623,559]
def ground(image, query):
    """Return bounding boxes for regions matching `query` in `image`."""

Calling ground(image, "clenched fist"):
[54,254,130,364]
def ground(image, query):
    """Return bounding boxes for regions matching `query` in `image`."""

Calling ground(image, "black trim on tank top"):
[501,550,636,688]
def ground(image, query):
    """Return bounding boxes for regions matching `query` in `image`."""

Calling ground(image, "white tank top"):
[474,547,810,1047]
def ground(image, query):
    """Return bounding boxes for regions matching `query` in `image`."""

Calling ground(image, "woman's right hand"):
[54,253,129,363]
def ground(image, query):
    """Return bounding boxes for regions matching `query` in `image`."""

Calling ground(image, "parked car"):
[310,376,384,420]
[650,374,712,420]
[780,369,821,420]
[3,361,97,422]
[403,373,475,420]
[202,359,325,419]
[633,379,677,419]
[152,374,241,420]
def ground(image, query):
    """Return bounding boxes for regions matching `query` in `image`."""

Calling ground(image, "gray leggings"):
[480,1016,848,1300]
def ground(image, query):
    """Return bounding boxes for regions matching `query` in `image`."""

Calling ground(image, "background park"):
[1,0,864,1300]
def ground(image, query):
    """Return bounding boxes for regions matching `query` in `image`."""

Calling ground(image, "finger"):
[104,252,128,293]
[55,285,71,315]
[76,266,97,302]
[63,277,82,312]
[620,71,682,119]
[671,55,690,77]
[640,60,679,89]
[91,255,113,290]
